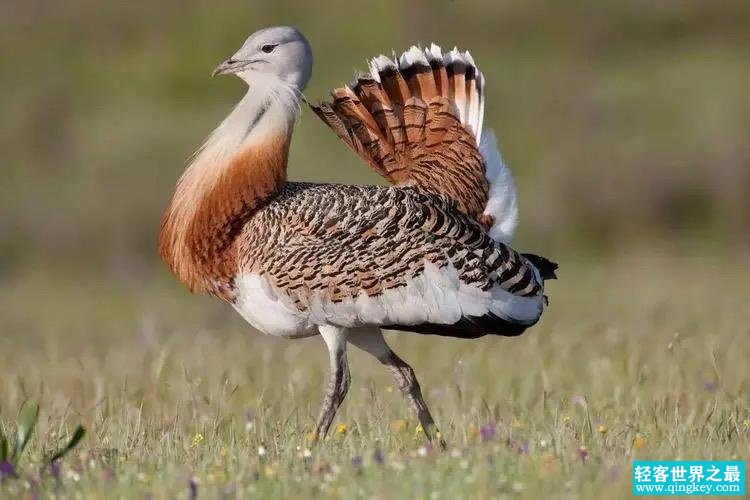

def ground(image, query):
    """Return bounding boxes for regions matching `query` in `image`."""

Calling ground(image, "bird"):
[159,26,557,447]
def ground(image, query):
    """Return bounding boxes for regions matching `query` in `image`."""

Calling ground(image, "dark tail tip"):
[522,253,558,280]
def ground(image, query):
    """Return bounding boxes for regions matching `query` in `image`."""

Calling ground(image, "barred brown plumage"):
[159,26,556,446]
[237,183,541,305]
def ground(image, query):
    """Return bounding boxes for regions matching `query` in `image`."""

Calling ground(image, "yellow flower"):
[598,425,608,435]
[415,424,424,435]
[742,419,750,429]
[562,416,571,424]
[633,433,646,450]
[467,424,479,440]
[306,431,318,443]
[335,423,348,435]
[391,419,408,433]
[190,433,204,448]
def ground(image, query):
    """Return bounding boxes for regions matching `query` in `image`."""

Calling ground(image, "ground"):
[1,252,749,499]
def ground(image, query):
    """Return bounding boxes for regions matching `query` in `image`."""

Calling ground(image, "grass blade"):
[12,401,39,465]
[49,425,86,463]
[0,429,7,462]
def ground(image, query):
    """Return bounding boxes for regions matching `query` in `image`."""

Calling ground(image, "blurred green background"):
[0,0,748,332]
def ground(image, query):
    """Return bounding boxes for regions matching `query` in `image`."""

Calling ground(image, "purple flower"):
[188,477,198,499]
[479,424,496,442]
[372,449,385,465]
[351,456,363,468]
[704,381,718,393]
[0,461,17,481]
[516,441,531,455]
[49,461,61,479]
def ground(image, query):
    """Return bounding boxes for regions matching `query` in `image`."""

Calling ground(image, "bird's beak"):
[212,59,240,77]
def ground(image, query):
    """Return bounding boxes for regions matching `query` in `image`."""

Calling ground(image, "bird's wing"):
[311,45,519,243]
[237,184,543,337]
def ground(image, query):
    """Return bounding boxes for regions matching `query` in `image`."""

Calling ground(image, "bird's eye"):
[261,44,278,54]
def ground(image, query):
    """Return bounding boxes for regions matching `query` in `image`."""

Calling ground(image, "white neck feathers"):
[186,76,301,192]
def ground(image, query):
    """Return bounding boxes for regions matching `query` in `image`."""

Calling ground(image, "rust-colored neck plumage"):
[159,123,291,300]
[160,79,300,298]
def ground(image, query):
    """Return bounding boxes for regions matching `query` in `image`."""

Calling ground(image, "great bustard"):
[160,26,557,447]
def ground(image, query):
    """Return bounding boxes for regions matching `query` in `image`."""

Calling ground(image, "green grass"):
[1,253,748,498]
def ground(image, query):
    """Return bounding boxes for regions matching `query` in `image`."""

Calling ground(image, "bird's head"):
[212,26,312,91]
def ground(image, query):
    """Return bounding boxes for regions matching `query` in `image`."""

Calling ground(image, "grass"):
[1,252,748,498]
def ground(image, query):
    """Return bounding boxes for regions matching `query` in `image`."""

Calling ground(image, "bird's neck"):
[159,81,300,298]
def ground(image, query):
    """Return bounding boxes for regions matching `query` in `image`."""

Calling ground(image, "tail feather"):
[312,44,490,223]
[445,49,467,123]
[312,44,515,243]
[480,130,518,243]
[522,253,559,281]
[425,44,450,98]
[398,46,437,99]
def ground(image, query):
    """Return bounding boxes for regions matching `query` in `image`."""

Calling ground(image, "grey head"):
[212,26,312,91]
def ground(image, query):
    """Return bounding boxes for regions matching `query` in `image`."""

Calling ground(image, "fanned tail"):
[311,44,494,225]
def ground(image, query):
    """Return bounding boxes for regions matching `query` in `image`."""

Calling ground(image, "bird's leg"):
[385,350,445,448]
[348,327,446,449]
[312,325,351,442]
